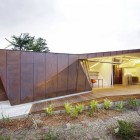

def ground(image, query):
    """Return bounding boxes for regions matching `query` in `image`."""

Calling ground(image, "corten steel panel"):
[68,54,79,64]
[78,54,87,59]
[7,71,20,105]
[46,53,58,81]
[57,68,68,96]
[87,53,97,58]
[34,53,46,101]
[67,61,78,93]
[0,50,6,91]
[21,52,34,103]
[46,53,58,98]
[103,52,111,56]
[21,51,34,63]
[58,54,69,73]
[57,54,68,96]
[21,64,33,103]
[96,52,104,57]
[46,75,57,98]
[116,51,123,55]
[111,51,117,56]
[7,51,20,105]
[76,61,86,92]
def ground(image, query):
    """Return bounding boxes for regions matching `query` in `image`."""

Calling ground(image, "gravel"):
[0,110,140,140]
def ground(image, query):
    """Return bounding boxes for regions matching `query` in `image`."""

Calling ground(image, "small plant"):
[90,100,98,112]
[0,136,10,140]
[104,98,111,109]
[128,98,139,109]
[64,103,72,114]
[44,105,54,116]
[1,113,10,122]
[69,107,78,118]
[43,131,57,140]
[117,120,134,140]
[75,104,84,114]
[117,102,124,111]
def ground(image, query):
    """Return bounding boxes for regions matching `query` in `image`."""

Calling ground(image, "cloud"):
[0,0,140,53]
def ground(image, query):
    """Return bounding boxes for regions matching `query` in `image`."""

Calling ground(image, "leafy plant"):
[0,136,10,140]
[44,105,54,116]
[43,131,57,140]
[117,102,124,111]
[104,99,111,109]
[128,98,139,108]
[75,104,84,114]
[1,113,10,122]
[90,100,98,112]
[69,107,78,118]
[64,103,72,114]
[117,120,134,140]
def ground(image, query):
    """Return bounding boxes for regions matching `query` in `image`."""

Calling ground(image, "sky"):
[0,0,140,54]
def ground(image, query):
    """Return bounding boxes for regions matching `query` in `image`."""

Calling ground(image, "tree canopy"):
[6,33,50,53]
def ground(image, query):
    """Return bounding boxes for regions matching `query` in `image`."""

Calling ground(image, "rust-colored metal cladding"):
[67,61,78,94]
[58,53,69,73]
[76,61,87,92]
[67,55,79,94]
[45,53,58,98]
[46,75,57,98]
[103,52,111,56]
[7,51,20,105]
[87,53,97,58]
[57,54,69,96]
[0,50,6,91]
[33,53,46,101]
[68,54,79,64]
[0,49,140,105]
[0,77,7,101]
[21,52,34,103]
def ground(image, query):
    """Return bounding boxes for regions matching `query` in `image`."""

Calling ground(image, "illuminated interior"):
[81,53,140,88]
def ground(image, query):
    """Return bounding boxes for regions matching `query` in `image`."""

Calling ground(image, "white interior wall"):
[89,58,112,87]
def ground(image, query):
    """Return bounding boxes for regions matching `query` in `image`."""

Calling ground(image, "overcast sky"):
[0,0,140,53]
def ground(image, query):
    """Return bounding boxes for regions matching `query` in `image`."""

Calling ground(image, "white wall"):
[89,58,112,87]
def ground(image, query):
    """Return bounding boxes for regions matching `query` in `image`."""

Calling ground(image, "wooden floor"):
[29,85,140,113]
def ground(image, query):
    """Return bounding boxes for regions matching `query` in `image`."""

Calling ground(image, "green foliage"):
[6,33,50,52]
[43,132,57,140]
[69,107,78,118]
[75,104,84,114]
[45,105,54,116]
[128,98,139,108]
[90,100,98,112]
[116,102,124,111]
[117,120,134,140]
[1,113,10,122]
[64,103,72,114]
[0,136,10,140]
[104,99,111,109]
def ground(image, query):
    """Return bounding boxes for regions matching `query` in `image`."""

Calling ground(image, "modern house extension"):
[0,49,140,105]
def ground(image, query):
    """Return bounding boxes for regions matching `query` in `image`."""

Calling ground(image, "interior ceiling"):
[87,53,140,69]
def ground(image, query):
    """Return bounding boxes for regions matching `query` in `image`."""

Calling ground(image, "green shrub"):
[43,132,57,140]
[64,103,72,114]
[1,113,10,122]
[128,98,139,108]
[90,100,98,112]
[69,107,78,118]
[104,99,111,109]
[44,105,54,116]
[0,136,10,140]
[117,102,124,111]
[75,104,84,114]
[117,120,134,140]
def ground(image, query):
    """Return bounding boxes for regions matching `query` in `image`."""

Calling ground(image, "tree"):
[6,33,50,52]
